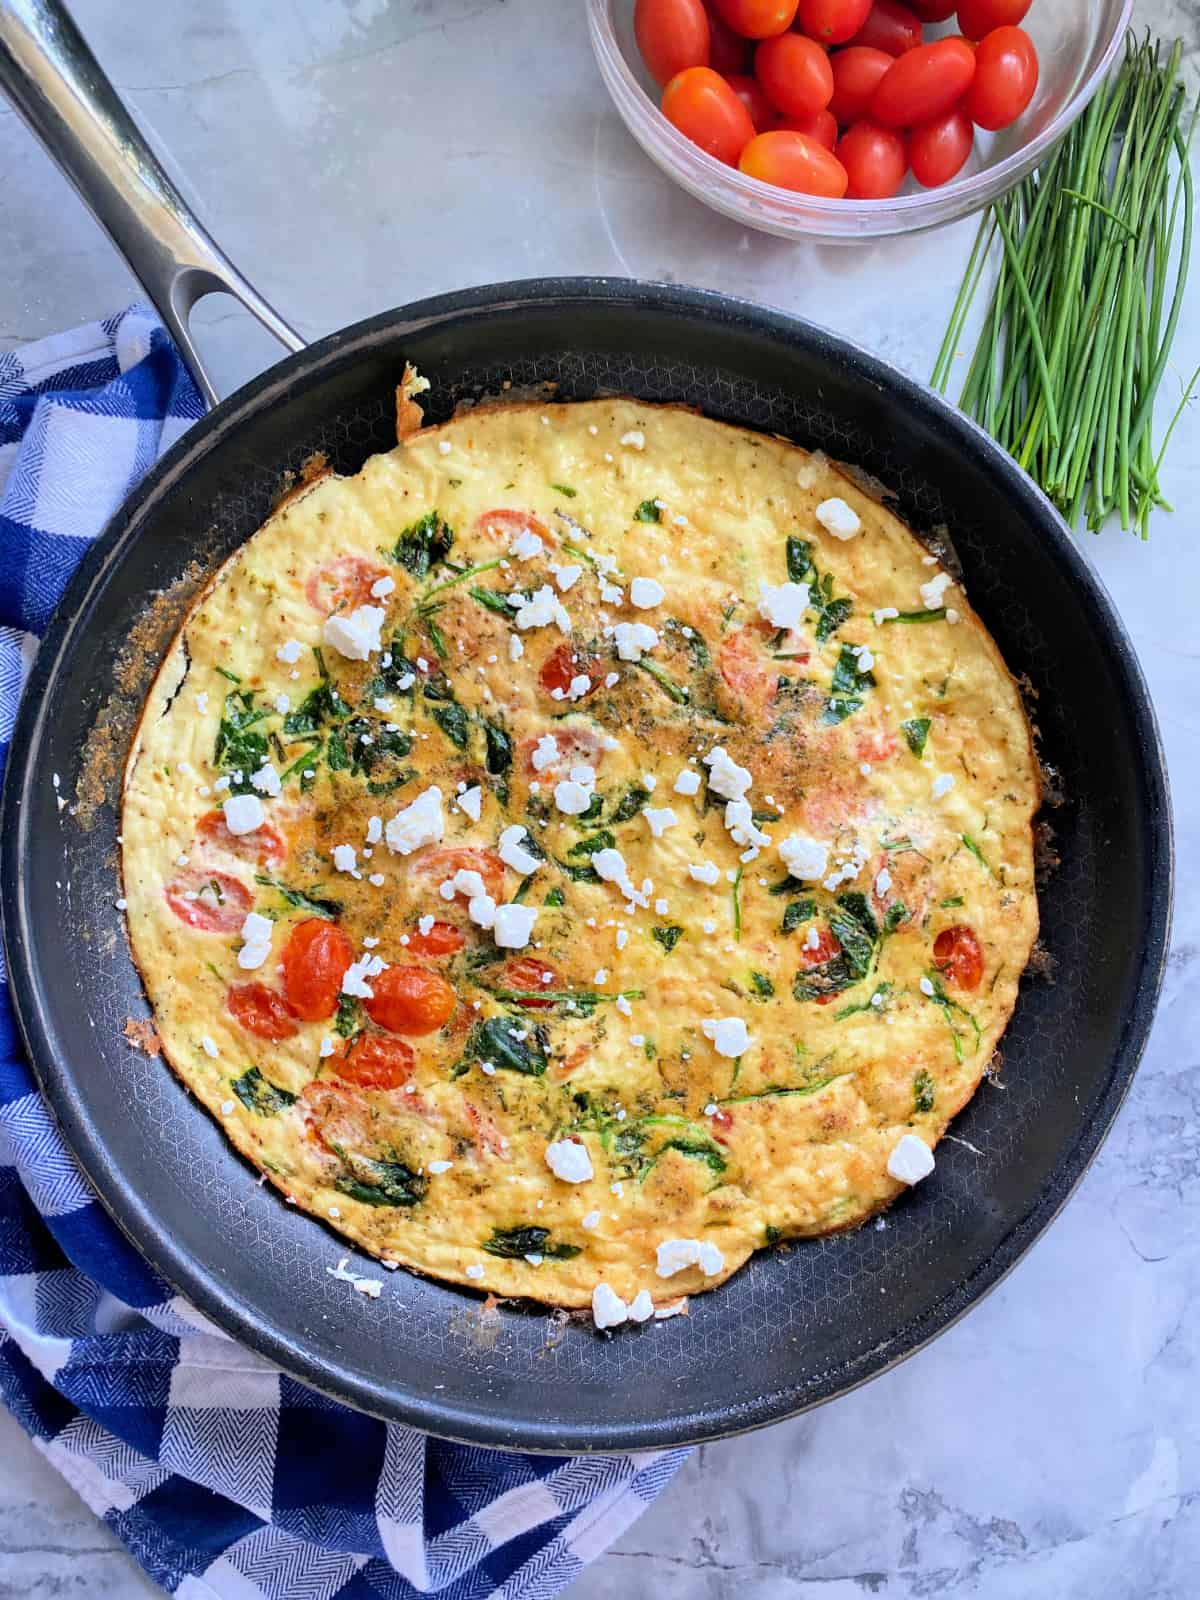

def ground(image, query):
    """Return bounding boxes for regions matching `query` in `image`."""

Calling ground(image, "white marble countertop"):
[1,2,1197,1595]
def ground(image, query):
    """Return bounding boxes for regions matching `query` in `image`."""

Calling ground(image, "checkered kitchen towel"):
[0,307,684,1598]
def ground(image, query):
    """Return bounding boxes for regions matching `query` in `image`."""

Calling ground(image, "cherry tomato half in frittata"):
[933,924,984,989]
[363,966,458,1036]
[163,870,252,933]
[635,0,712,86]
[304,556,387,615]
[417,847,506,903]
[196,809,286,867]
[332,1034,415,1090]
[226,982,299,1041]
[475,508,553,549]
[538,642,601,699]
[406,920,466,959]
[281,918,354,1022]
[498,957,562,1008]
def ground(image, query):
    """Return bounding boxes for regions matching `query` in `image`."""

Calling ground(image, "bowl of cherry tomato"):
[587,0,1131,239]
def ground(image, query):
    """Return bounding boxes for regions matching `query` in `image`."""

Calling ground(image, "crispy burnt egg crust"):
[121,398,1039,1316]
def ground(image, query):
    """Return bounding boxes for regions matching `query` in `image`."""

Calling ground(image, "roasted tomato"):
[801,925,842,967]
[415,847,506,902]
[332,1034,416,1090]
[281,918,354,1021]
[933,924,984,989]
[226,982,299,1041]
[719,624,793,709]
[497,957,561,1008]
[519,725,609,783]
[196,809,286,867]
[538,642,600,699]
[363,966,458,1035]
[406,920,466,958]
[305,555,387,615]
[163,870,252,933]
[476,508,553,549]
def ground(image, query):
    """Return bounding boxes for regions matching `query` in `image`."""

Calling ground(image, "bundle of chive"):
[932,34,1196,537]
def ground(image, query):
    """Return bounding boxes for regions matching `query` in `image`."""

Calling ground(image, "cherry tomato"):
[909,0,958,18]
[406,920,466,958]
[416,846,506,902]
[662,65,757,163]
[226,982,298,1041]
[956,0,1030,40]
[775,106,838,147]
[476,509,553,549]
[933,924,984,989]
[363,966,457,1035]
[718,623,788,710]
[281,918,354,1022]
[740,128,848,192]
[304,556,387,615]
[909,106,974,185]
[793,0,872,45]
[849,0,923,54]
[333,1034,415,1090]
[498,957,561,1008]
[706,4,753,72]
[710,1107,735,1143]
[828,45,894,123]
[871,37,976,126]
[836,119,908,197]
[163,870,252,933]
[519,725,609,782]
[538,642,600,698]
[636,0,711,85]
[963,25,1037,130]
[712,0,799,37]
[728,72,778,130]
[196,809,286,867]
[801,926,841,966]
[754,33,834,118]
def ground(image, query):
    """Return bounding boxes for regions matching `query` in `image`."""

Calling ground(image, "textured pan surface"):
[1,281,1172,1452]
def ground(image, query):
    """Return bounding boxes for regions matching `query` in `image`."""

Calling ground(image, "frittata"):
[121,396,1039,1325]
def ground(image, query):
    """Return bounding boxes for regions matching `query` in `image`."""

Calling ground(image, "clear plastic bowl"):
[587,0,1132,241]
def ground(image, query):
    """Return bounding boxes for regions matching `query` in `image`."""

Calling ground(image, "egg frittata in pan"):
[121,398,1039,1326]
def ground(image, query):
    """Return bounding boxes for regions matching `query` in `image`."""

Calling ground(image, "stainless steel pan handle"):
[0,0,304,407]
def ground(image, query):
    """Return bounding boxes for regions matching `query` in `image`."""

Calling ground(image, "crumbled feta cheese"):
[619,429,645,450]
[444,868,486,901]
[600,582,624,605]
[615,927,629,950]
[368,873,385,887]
[369,574,395,599]
[630,576,665,609]
[688,861,721,886]
[582,1209,601,1230]
[427,1160,453,1175]
[530,735,559,773]
[702,746,752,802]
[920,572,954,610]
[497,825,540,876]
[493,903,538,949]
[468,894,497,929]
[702,919,717,934]
[592,1282,628,1329]
[932,773,956,799]
[275,639,302,664]
[642,806,678,839]
[816,497,862,540]
[555,776,593,815]
[553,563,582,592]
[319,1037,335,1058]
[673,768,701,797]
[725,799,770,851]
[888,1133,935,1185]
[456,785,482,822]
[654,898,669,915]
[655,1238,724,1279]
[273,694,290,715]
[611,621,658,662]
[466,1263,485,1281]
[920,976,936,996]
[566,674,592,700]
[509,633,524,661]
[509,528,544,560]
[875,867,893,896]
[223,794,264,836]
[604,671,620,689]
[779,833,829,882]
[323,604,385,661]
[702,1016,752,1057]
[385,786,445,855]
[236,912,274,971]
[545,1139,594,1183]
[332,844,358,875]
[342,953,385,998]
[758,581,811,630]
[874,607,900,626]
[200,1035,218,1058]
[628,1290,654,1323]
[513,584,571,633]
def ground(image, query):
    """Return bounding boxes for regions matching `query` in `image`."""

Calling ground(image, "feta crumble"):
[323,604,385,661]
[610,621,658,662]
[758,581,811,631]
[816,497,862,540]
[630,576,665,609]
[702,746,752,802]
[701,1016,751,1057]
[545,1139,594,1184]
[592,1283,628,1329]
[673,768,701,796]
[493,903,538,949]
[778,833,829,882]
[385,787,445,855]
[642,806,678,839]
[888,1133,935,1185]
[223,794,264,836]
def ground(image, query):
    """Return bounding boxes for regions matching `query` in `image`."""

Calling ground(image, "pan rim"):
[0,277,1174,1452]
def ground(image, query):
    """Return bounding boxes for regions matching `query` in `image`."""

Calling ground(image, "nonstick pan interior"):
[1,280,1171,1452]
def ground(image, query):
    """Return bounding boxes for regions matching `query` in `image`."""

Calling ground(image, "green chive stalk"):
[932,34,1196,537]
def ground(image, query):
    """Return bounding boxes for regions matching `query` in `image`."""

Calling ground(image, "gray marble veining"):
[1,1,1197,1595]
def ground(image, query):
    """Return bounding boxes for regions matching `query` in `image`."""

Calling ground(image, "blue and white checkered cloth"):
[0,307,685,1599]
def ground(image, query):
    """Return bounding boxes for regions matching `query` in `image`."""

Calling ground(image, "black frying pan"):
[0,1,1172,1453]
